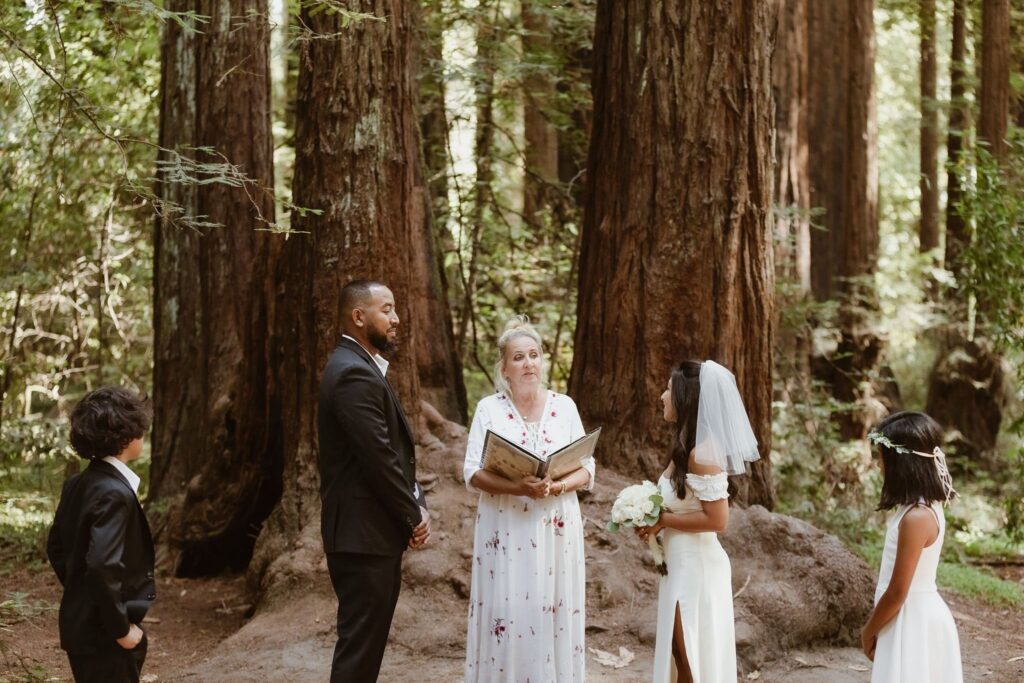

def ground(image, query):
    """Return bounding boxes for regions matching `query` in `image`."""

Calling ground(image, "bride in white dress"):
[637,360,760,683]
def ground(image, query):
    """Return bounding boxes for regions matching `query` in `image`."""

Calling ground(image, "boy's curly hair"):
[69,387,152,460]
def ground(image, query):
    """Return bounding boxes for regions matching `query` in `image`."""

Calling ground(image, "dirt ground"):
[3,562,1022,683]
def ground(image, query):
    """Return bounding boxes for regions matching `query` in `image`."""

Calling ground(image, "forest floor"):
[2,561,1023,682]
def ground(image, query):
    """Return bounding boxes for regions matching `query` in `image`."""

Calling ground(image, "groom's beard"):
[368,328,397,355]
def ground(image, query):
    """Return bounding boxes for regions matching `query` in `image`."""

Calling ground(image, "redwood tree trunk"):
[919,0,940,255]
[945,0,969,275]
[773,0,811,294]
[249,0,439,580]
[807,0,881,440]
[522,1,559,230]
[1013,0,1024,128]
[570,0,775,507]
[807,0,879,303]
[414,1,467,424]
[773,0,813,400]
[979,0,1010,164]
[152,1,280,576]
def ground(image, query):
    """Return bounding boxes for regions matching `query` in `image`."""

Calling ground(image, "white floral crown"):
[867,431,958,505]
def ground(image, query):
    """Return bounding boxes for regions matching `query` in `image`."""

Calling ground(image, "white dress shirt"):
[102,456,141,496]
[342,334,389,377]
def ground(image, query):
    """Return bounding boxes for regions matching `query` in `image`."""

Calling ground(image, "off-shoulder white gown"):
[652,470,736,683]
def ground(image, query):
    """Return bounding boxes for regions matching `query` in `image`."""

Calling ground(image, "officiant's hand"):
[520,476,552,499]
[409,506,431,549]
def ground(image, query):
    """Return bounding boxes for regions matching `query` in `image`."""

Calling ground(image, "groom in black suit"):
[318,279,431,683]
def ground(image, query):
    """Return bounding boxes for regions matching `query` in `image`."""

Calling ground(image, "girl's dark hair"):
[69,387,152,460]
[872,411,947,510]
[668,361,703,498]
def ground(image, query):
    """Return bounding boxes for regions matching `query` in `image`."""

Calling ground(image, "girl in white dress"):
[862,411,963,683]
[637,360,760,683]
[463,316,596,683]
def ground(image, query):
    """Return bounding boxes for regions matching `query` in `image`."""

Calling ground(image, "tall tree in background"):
[151,1,280,576]
[928,0,1011,462]
[945,0,970,275]
[773,0,812,388]
[807,1,878,304]
[251,0,453,580]
[774,0,811,295]
[522,1,559,230]
[570,0,775,507]
[416,0,467,423]
[919,0,941,256]
[807,0,881,439]
[1013,0,1024,128]
[979,0,1010,164]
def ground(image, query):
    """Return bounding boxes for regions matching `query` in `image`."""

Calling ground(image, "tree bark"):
[249,0,440,582]
[522,1,559,230]
[919,0,941,256]
[979,0,1010,164]
[1013,0,1024,128]
[772,0,813,407]
[807,0,879,303]
[773,0,811,295]
[807,0,882,440]
[151,1,280,576]
[570,0,775,507]
[945,0,969,275]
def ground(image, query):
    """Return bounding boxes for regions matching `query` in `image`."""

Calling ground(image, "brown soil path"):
[3,563,1022,682]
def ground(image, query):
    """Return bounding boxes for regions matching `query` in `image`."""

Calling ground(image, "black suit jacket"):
[318,337,426,556]
[46,460,156,654]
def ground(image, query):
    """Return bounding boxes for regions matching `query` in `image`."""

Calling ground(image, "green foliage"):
[436,0,594,404]
[936,562,1024,607]
[0,418,73,563]
[958,140,1024,350]
[1,0,160,425]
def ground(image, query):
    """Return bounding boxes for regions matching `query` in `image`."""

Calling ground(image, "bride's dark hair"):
[668,360,737,499]
[668,361,703,498]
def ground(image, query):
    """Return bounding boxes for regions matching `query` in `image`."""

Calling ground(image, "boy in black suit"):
[47,387,156,683]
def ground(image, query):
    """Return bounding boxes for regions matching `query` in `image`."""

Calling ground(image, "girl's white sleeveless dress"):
[872,501,963,683]
[652,471,736,683]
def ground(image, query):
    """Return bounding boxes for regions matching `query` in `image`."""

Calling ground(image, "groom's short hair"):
[339,279,387,319]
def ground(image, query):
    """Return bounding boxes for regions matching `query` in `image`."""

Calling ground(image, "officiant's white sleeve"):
[564,397,596,491]
[463,399,491,492]
[685,472,729,501]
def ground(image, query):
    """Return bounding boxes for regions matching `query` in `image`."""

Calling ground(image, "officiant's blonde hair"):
[494,315,548,397]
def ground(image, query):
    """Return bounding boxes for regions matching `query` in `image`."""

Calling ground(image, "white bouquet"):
[606,480,668,574]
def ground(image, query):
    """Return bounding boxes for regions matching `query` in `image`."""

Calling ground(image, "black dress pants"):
[327,551,403,683]
[67,633,147,683]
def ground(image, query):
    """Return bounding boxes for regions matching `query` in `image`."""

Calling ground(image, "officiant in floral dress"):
[462,315,596,682]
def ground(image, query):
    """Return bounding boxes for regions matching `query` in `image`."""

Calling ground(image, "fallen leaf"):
[794,656,809,666]
[588,646,635,669]
[141,675,158,682]
[142,616,161,624]
[848,664,870,672]
[746,671,761,680]
[1007,656,1024,663]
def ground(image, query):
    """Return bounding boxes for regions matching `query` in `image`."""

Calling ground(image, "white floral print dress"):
[463,391,595,683]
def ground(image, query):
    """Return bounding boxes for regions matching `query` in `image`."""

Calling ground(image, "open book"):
[481,427,601,481]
